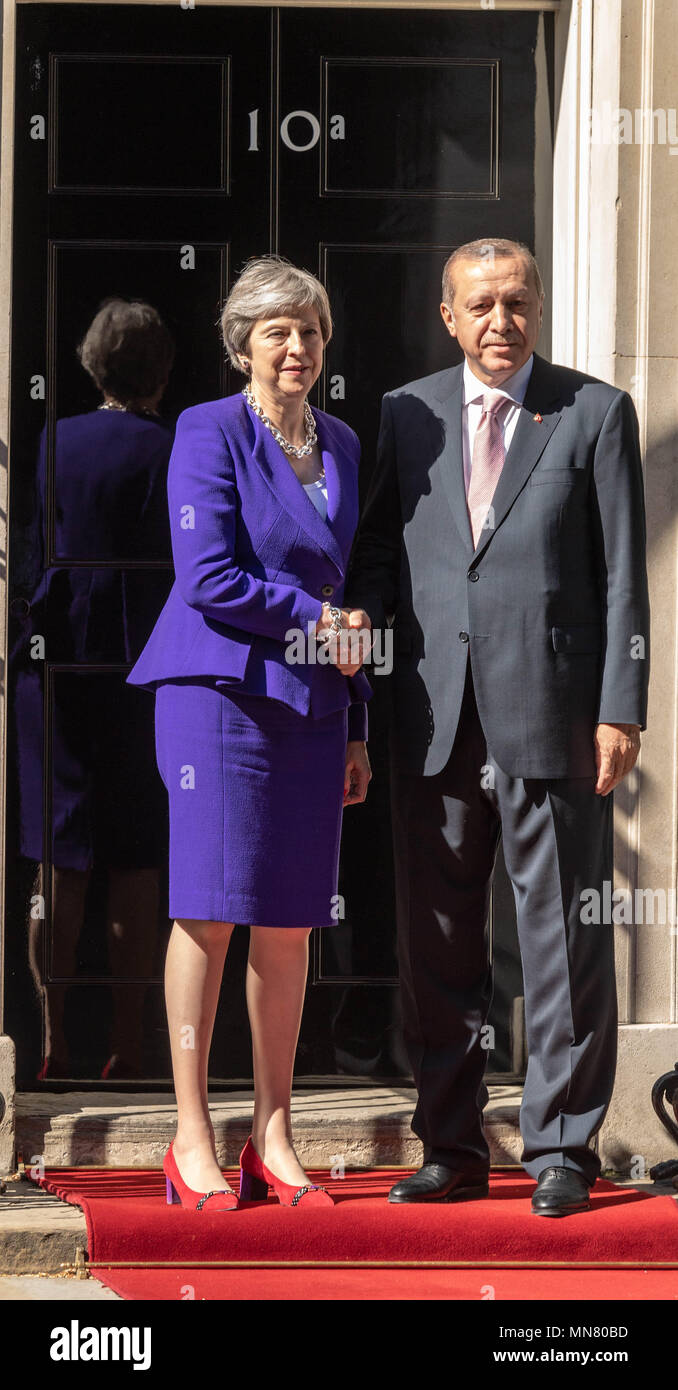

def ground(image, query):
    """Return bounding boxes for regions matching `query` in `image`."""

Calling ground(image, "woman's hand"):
[314,606,372,676]
[343,740,372,806]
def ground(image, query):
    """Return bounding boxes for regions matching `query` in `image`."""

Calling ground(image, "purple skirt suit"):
[126,392,372,927]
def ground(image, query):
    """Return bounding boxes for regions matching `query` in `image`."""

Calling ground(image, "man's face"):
[440,255,543,385]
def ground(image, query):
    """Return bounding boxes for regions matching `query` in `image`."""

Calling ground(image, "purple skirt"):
[154,679,348,927]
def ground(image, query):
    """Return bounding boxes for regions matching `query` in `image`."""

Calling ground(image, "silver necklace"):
[243,385,319,461]
[98,398,159,418]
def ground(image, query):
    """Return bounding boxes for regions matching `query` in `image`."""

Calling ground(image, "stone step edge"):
[14,1087,523,1167]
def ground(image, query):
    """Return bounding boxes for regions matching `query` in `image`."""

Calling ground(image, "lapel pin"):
[533,412,543,423]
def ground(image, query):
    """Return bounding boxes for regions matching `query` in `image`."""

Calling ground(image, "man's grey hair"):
[220,255,333,372]
[442,238,544,308]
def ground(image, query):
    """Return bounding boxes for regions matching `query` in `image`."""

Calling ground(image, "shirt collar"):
[462,353,534,408]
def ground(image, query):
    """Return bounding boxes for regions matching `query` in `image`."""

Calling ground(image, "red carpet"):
[94,1267,678,1301]
[29,1167,678,1300]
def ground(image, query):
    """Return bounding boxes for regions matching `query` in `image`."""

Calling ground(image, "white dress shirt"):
[461,353,534,495]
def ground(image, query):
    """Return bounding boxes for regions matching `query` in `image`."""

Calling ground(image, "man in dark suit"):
[345,238,650,1215]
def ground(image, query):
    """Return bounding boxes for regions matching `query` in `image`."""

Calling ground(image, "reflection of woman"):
[12,298,175,1080]
[127,257,373,1211]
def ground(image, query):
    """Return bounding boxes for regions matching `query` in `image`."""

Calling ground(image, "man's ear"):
[440,302,457,339]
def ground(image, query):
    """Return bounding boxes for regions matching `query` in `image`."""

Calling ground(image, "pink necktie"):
[467,391,513,546]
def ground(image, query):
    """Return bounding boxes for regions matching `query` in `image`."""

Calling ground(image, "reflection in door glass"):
[10,301,177,1081]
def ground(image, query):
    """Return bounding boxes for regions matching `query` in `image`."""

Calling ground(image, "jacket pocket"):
[551,624,601,654]
[530,468,583,486]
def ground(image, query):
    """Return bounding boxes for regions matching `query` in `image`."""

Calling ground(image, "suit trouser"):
[390,659,616,1185]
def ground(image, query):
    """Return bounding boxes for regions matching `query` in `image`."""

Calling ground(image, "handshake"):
[314,604,373,678]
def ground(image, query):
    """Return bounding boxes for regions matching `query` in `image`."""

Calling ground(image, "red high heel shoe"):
[239,1136,334,1208]
[163,1140,240,1211]
[36,1056,70,1081]
[101,1053,142,1081]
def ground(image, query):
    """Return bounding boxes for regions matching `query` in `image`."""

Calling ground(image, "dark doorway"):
[6,2,549,1087]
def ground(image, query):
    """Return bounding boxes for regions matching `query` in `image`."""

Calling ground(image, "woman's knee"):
[250,925,312,938]
[174,918,234,946]
[248,925,312,955]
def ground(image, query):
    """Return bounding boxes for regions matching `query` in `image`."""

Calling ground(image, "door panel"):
[321,58,498,198]
[8,2,271,1085]
[51,54,231,194]
[6,2,548,1086]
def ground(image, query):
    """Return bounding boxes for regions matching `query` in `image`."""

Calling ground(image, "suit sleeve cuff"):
[597,715,645,730]
[297,594,325,632]
[347,702,368,741]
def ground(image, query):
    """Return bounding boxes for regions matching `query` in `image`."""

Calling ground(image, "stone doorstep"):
[2,1087,676,1277]
[13,1085,524,1170]
[0,1183,88,1277]
[0,1085,519,1275]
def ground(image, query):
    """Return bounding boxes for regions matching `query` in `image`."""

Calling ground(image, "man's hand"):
[344,740,372,806]
[327,608,373,677]
[594,723,641,795]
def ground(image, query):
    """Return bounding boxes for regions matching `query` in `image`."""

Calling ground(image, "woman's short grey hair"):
[220,255,333,372]
[77,298,175,402]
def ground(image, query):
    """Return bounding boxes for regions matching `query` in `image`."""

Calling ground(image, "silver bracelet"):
[318,602,344,642]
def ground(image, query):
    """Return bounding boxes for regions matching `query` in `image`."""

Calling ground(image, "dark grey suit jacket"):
[345,351,650,778]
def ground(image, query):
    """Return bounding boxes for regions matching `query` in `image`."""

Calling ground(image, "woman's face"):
[245,309,324,406]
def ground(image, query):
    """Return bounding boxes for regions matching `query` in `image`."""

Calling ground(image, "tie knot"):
[482,390,512,419]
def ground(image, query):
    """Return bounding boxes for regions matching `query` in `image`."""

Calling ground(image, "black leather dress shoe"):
[388,1162,489,1204]
[531,1166,592,1216]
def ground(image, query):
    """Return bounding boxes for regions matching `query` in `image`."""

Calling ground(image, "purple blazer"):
[126,392,372,740]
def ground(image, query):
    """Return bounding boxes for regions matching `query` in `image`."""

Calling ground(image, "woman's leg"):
[247,924,315,1187]
[165,917,235,1192]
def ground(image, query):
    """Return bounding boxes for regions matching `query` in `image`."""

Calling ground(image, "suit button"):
[468,571,479,582]
[459,631,469,642]
[321,584,334,597]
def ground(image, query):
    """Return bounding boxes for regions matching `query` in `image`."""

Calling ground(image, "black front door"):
[6,2,547,1087]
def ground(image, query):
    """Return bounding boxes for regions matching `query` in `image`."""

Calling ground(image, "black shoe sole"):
[531,1200,591,1217]
[388,1182,490,1204]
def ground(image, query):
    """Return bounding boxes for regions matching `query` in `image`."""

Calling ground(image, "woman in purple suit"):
[127,257,373,1212]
